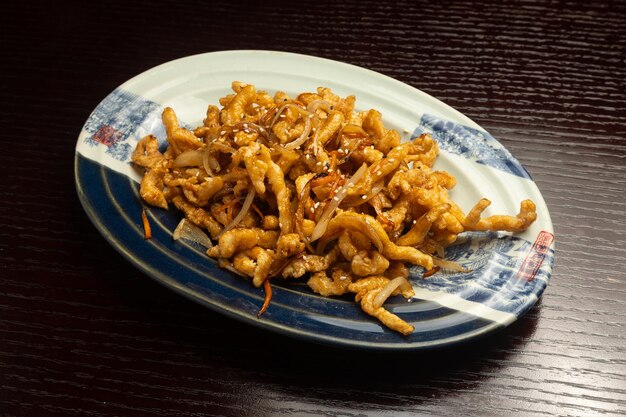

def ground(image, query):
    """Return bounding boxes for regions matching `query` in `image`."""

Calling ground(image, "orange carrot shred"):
[422,266,440,278]
[141,208,152,239]
[250,203,264,219]
[257,280,273,318]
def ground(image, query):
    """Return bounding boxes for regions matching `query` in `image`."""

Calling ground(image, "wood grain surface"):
[1,0,625,416]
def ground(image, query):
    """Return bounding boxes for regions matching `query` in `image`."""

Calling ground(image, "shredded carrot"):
[422,266,440,278]
[141,208,152,239]
[257,279,273,318]
[214,197,240,224]
[327,175,345,199]
[250,203,264,219]
[214,197,238,215]
[310,173,335,188]
[376,212,395,229]
[329,150,339,171]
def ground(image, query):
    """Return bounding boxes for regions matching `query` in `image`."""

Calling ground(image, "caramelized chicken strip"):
[162,107,203,156]
[132,135,165,169]
[281,246,339,279]
[359,288,414,335]
[220,84,256,126]
[139,166,168,209]
[396,203,450,246]
[275,233,305,259]
[208,228,279,259]
[463,199,537,232]
[323,211,433,270]
[351,250,390,276]
[181,177,224,207]
[233,247,275,287]
[172,196,223,238]
[307,268,352,297]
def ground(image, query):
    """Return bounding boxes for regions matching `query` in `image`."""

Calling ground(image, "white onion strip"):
[373,276,412,309]
[217,189,256,238]
[269,103,311,128]
[173,218,213,249]
[284,115,312,150]
[173,149,204,167]
[309,163,368,242]
[202,147,215,176]
[346,180,384,207]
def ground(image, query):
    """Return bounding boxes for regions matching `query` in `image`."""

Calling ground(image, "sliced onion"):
[284,115,312,150]
[269,103,311,128]
[210,141,236,154]
[217,188,256,238]
[345,180,384,207]
[173,218,213,249]
[309,163,369,242]
[373,277,412,309]
[173,149,204,167]
[432,257,471,273]
[306,99,334,114]
[341,123,369,137]
[202,148,221,176]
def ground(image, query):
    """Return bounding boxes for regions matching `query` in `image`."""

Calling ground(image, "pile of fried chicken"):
[132,82,536,335]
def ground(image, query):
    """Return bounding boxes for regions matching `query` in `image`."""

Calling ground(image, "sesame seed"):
[314,202,320,208]
[310,207,315,213]
[333,196,339,201]
[412,220,417,224]
[361,195,367,199]
[280,114,286,118]
[220,130,226,135]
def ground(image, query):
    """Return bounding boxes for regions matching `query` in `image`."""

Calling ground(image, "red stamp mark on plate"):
[92,125,123,147]
[517,231,554,281]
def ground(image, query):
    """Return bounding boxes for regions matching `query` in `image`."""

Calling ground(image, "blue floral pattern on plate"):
[414,114,531,179]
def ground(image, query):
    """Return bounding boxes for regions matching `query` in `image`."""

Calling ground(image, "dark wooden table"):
[2,1,625,416]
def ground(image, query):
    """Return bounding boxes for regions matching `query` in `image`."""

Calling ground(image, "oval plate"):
[75,50,554,350]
